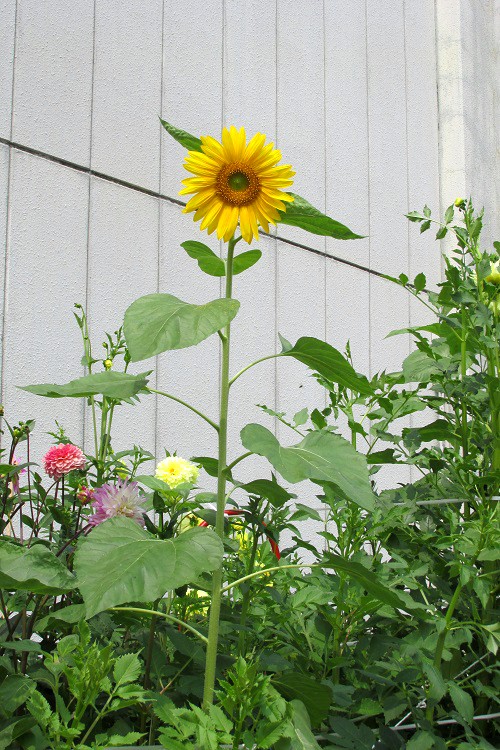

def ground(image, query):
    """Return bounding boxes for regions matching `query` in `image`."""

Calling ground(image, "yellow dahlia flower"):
[155,456,199,489]
[180,126,295,244]
[486,260,500,286]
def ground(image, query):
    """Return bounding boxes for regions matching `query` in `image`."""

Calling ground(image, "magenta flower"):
[88,480,145,527]
[43,443,86,480]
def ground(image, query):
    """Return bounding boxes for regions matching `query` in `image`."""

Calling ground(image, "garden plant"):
[0,122,498,750]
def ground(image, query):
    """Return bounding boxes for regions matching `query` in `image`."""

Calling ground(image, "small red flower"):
[198,508,281,560]
[43,443,86,480]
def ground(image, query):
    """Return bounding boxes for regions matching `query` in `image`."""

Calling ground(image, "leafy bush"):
[0,122,498,749]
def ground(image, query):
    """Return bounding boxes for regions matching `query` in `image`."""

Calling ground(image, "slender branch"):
[229,354,281,387]
[220,563,320,595]
[226,451,254,473]
[109,607,208,644]
[148,388,219,432]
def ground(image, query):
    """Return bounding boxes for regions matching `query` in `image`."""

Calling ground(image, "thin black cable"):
[0,135,388,281]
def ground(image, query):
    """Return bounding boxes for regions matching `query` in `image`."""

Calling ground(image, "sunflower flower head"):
[155,456,199,490]
[180,126,295,244]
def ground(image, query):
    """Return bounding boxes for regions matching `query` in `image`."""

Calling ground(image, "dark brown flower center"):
[216,163,260,206]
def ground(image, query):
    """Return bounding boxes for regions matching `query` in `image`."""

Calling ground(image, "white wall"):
[0,1,498,533]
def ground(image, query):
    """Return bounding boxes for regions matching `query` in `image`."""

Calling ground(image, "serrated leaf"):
[280,337,372,395]
[75,517,223,617]
[181,241,225,277]
[113,653,142,686]
[0,541,76,595]
[241,424,375,511]
[278,193,364,240]
[160,119,202,152]
[448,683,474,724]
[19,371,151,400]
[124,293,239,362]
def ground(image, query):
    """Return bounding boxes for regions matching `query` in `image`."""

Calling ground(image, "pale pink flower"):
[11,454,26,495]
[88,480,145,527]
[43,443,86,480]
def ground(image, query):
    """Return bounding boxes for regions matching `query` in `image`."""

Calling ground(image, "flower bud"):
[454,197,466,209]
[104,359,113,370]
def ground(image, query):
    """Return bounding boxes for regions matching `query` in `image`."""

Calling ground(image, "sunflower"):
[180,126,295,244]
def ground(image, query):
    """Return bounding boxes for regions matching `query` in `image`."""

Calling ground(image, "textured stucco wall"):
[0,1,498,538]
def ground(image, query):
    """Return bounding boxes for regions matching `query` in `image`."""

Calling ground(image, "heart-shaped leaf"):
[0,541,77,595]
[181,241,225,277]
[281,337,373,395]
[279,193,364,240]
[240,424,375,511]
[124,293,240,362]
[19,371,151,400]
[75,517,223,617]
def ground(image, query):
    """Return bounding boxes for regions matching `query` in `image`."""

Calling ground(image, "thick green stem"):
[202,236,238,709]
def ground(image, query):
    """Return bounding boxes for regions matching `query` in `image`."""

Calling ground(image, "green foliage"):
[278,193,364,240]
[19,370,151,400]
[75,518,224,617]
[241,424,375,511]
[280,336,373,395]
[123,293,240,361]
[4,181,499,750]
[0,541,76,594]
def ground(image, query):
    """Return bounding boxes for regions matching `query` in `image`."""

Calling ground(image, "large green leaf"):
[0,541,76,595]
[240,425,375,511]
[75,517,223,617]
[124,293,240,362]
[0,675,35,719]
[276,700,321,750]
[322,552,428,618]
[279,194,364,240]
[272,673,331,726]
[19,371,151,400]
[281,337,372,395]
[181,241,226,277]
[160,118,203,152]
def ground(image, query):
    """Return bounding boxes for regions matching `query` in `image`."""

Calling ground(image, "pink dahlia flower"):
[89,480,145,527]
[43,443,86,480]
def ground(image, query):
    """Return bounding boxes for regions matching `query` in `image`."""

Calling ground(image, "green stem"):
[425,582,463,723]
[109,607,208,644]
[226,451,254,473]
[202,235,238,709]
[149,388,219,432]
[237,529,259,656]
[221,563,319,595]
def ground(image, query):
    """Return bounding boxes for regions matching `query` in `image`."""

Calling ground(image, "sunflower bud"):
[454,197,466,209]
[104,358,113,370]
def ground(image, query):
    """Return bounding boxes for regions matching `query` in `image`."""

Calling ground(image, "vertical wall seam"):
[82,0,97,450]
[0,0,19,439]
[323,0,329,540]
[402,0,414,483]
[274,0,279,436]
[364,0,372,381]
[154,0,166,462]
